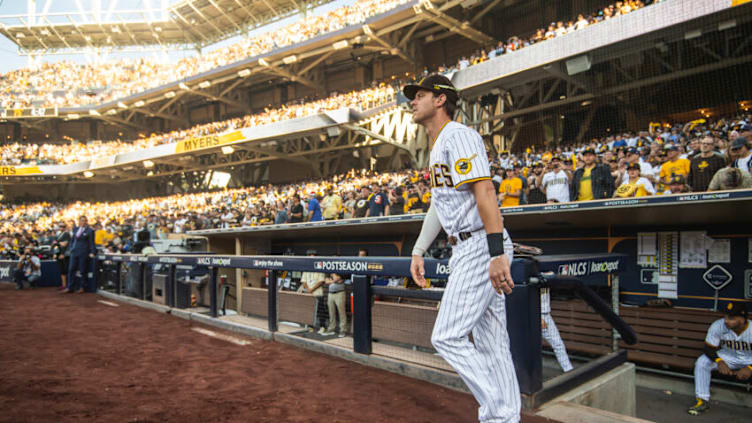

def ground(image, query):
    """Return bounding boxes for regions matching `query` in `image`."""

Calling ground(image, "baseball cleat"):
[687,398,709,416]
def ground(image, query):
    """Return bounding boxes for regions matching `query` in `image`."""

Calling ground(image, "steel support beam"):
[414,2,494,46]
[258,59,316,89]
[363,25,415,65]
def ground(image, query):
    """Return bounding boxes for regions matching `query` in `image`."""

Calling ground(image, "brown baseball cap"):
[403,74,459,102]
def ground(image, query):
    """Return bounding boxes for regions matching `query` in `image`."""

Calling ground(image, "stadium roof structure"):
[0,0,333,54]
[0,103,419,188]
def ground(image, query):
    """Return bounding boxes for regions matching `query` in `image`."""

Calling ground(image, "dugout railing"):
[95,252,634,408]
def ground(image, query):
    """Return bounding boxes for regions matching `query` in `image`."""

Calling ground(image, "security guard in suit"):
[66,216,96,293]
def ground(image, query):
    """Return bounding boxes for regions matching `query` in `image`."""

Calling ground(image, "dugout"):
[191,188,752,375]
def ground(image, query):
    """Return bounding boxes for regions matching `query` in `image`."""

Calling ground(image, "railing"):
[95,252,634,406]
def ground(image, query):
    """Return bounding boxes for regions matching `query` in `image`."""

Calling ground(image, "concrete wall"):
[540,363,637,417]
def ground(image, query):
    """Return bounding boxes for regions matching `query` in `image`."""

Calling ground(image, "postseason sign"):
[0,107,58,119]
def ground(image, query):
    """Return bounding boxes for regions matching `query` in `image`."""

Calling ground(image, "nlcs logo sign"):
[558,262,588,276]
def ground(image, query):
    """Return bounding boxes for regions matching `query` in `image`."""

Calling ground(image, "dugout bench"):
[96,252,636,409]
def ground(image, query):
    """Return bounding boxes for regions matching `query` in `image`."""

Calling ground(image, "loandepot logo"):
[558,260,620,276]
[590,260,620,274]
[197,257,232,266]
[435,263,451,276]
[314,261,369,272]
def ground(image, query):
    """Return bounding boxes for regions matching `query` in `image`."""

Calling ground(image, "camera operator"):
[14,247,41,290]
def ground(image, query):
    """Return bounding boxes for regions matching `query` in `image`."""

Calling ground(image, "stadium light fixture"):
[134,100,146,107]
[333,40,349,50]
[165,91,176,98]
[221,146,234,155]
[40,29,50,36]
[719,20,736,31]
[179,82,190,90]
[106,109,117,115]
[283,55,297,64]
[83,171,94,178]
[112,26,121,33]
[684,29,702,40]
[68,113,80,119]
[237,69,252,77]
[362,25,373,36]
[16,33,25,39]
[117,101,128,109]
[143,160,155,168]
[198,81,211,89]
[89,109,101,116]
[258,58,270,67]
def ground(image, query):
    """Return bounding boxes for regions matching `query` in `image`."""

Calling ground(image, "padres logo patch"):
[455,153,477,175]
[728,303,734,311]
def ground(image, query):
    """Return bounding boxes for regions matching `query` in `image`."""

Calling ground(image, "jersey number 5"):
[431,164,454,188]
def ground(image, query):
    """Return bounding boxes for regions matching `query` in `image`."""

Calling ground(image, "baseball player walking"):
[406,74,520,423]
[689,302,751,416]
[540,287,573,372]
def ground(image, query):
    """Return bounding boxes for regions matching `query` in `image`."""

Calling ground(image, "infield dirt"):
[0,284,557,422]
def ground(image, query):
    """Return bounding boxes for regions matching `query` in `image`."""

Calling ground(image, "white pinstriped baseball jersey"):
[427,119,520,422]
[429,121,492,236]
[540,287,551,314]
[706,319,752,364]
[694,317,752,401]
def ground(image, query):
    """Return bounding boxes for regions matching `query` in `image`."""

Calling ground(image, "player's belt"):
[447,232,473,246]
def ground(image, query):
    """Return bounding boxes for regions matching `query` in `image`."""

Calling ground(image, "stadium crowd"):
[0,0,664,110]
[0,85,396,165]
[2,111,751,259]
[440,0,662,74]
[0,0,411,109]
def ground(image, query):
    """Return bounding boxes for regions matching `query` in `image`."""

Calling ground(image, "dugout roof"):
[0,0,332,53]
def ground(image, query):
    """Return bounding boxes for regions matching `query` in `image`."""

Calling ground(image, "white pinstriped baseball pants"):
[431,231,520,423]
[694,352,748,400]
[542,313,573,372]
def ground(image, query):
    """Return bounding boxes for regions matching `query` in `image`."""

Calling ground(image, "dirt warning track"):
[0,285,481,422]
[0,284,560,423]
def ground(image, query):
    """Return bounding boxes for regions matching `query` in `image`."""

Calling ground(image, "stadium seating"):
[0,0,412,109]
[0,0,660,109]
[0,85,396,166]
[440,0,654,75]
[2,108,750,259]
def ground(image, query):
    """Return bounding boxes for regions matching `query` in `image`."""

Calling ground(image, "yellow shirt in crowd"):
[659,158,690,182]
[499,178,522,207]
[614,180,652,198]
[577,166,594,201]
[95,229,114,246]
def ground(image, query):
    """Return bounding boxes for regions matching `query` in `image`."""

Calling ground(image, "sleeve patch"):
[454,153,477,175]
